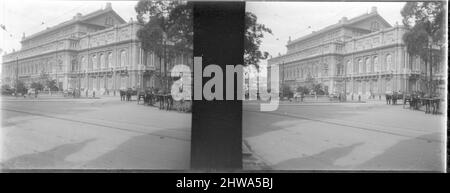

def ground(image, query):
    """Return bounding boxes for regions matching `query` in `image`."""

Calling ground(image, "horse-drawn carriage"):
[402,92,422,109]
[136,88,159,106]
[119,88,137,101]
[133,88,170,108]
[401,91,441,114]
[385,91,403,105]
[136,88,191,112]
[121,86,190,112]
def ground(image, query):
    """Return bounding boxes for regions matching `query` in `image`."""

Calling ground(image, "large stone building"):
[1,3,192,95]
[267,7,445,99]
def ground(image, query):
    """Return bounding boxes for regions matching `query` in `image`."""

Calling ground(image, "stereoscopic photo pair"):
[0,0,447,172]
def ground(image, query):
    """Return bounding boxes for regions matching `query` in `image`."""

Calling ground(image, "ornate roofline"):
[287,11,392,46]
[21,5,126,42]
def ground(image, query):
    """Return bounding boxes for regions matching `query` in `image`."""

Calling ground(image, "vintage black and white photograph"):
[243,1,447,171]
[0,0,193,170]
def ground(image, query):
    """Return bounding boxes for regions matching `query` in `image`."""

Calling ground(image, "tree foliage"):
[281,84,293,98]
[401,1,444,95]
[46,79,59,91]
[296,86,310,95]
[244,12,272,69]
[312,83,326,95]
[136,0,193,57]
[15,80,26,94]
[401,2,444,44]
[2,84,11,90]
[30,82,44,91]
[136,1,271,72]
[401,2,445,59]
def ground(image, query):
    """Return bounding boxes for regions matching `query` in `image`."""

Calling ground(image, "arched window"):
[91,55,96,70]
[347,60,352,74]
[100,54,105,69]
[107,52,113,68]
[373,56,379,72]
[80,57,86,71]
[358,59,363,73]
[365,58,371,73]
[386,54,392,71]
[120,50,127,67]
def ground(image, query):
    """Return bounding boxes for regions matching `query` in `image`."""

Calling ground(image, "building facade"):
[1,3,192,95]
[267,7,445,99]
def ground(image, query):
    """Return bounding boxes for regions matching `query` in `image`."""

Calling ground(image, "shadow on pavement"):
[272,142,364,170]
[80,133,190,170]
[268,132,443,171]
[356,132,443,171]
[1,138,96,169]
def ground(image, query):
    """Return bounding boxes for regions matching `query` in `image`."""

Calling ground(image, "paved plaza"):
[0,95,191,170]
[243,100,446,171]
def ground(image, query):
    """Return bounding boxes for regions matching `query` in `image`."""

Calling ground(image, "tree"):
[46,79,58,91]
[312,83,326,95]
[30,82,44,91]
[281,84,293,98]
[244,12,272,98]
[244,12,272,69]
[401,2,444,95]
[14,80,26,95]
[296,85,310,95]
[2,84,11,90]
[401,2,444,45]
[135,0,192,91]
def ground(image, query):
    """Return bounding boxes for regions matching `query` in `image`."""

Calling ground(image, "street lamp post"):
[164,38,167,92]
[15,56,19,97]
[55,44,58,91]
[343,65,347,102]
[428,36,433,97]
[280,61,284,99]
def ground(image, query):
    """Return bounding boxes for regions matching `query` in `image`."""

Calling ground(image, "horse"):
[137,90,146,104]
[119,90,126,101]
[391,92,398,105]
[146,89,155,106]
[126,89,132,101]
[403,93,412,108]
[165,94,174,111]
[385,94,392,104]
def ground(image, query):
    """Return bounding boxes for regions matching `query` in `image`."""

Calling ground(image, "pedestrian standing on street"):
[358,95,361,102]
[93,91,95,98]
[34,89,38,98]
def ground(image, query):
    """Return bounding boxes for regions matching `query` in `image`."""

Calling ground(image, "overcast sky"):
[247,1,407,76]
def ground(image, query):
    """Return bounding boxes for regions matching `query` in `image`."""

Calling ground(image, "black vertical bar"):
[191,1,244,170]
